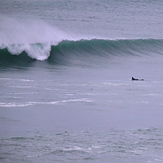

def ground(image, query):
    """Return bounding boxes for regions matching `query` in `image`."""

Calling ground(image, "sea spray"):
[0,16,72,60]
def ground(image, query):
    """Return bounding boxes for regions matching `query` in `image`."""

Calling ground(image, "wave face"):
[49,38,163,62]
[1,38,163,67]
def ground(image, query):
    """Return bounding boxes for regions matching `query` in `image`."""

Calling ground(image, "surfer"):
[132,77,144,81]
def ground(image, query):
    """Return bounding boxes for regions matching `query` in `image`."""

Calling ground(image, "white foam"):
[0,78,34,82]
[0,98,92,107]
[0,102,33,107]
[0,16,74,60]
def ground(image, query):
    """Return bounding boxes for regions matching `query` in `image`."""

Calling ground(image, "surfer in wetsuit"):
[132,77,144,81]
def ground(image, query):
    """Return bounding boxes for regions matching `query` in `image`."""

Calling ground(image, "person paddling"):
[132,77,144,81]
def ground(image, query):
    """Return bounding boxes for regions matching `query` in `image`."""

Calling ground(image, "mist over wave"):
[0,16,77,60]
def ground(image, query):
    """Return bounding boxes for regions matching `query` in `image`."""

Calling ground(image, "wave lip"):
[2,42,52,61]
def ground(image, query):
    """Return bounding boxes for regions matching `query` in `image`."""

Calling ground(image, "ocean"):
[0,0,163,162]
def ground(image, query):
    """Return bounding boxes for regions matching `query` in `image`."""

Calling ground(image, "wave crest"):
[6,43,52,60]
[0,16,74,60]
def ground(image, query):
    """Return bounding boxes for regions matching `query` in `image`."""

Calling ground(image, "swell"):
[0,38,163,67]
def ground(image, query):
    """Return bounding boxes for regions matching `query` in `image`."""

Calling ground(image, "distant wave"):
[0,38,163,67]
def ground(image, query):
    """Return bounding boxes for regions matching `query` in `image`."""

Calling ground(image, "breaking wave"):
[1,38,163,63]
[0,17,163,67]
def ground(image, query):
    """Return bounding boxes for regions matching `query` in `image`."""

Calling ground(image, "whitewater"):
[1,0,163,163]
[0,16,77,60]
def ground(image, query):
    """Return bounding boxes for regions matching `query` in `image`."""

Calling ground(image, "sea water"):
[0,0,163,162]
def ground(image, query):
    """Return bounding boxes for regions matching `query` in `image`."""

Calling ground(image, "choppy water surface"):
[1,128,163,163]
